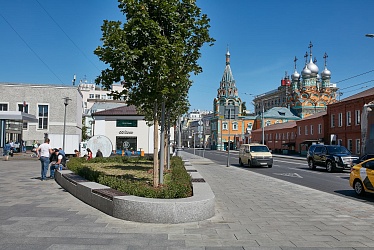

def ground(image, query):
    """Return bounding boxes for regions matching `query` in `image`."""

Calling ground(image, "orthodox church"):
[253,42,338,118]
[210,49,245,150]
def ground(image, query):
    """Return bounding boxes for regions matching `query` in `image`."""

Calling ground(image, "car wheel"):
[308,159,316,170]
[248,160,252,167]
[268,164,272,168]
[326,161,334,172]
[353,180,365,196]
[239,158,243,167]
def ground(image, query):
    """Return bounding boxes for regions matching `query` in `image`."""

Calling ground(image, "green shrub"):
[66,156,192,199]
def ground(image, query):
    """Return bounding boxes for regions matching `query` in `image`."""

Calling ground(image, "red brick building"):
[250,87,374,156]
[296,111,328,155]
[327,87,374,155]
[252,121,297,154]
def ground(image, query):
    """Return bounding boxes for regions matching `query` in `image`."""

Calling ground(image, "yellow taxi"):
[349,158,374,195]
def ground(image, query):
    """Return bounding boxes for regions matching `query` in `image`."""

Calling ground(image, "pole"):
[62,97,71,152]
[262,100,265,145]
[227,108,231,167]
[193,131,195,155]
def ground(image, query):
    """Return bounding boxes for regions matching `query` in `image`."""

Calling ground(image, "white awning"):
[0,111,38,122]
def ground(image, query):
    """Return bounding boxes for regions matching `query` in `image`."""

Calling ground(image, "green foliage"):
[94,0,215,122]
[66,156,192,199]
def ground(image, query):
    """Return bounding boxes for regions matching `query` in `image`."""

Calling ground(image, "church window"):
[222,122,228,130]
[232,122,238,131]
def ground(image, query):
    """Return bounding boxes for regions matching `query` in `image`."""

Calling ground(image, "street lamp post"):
[226,108,232,167]
[63,97,72,152]
[262,99,265,145]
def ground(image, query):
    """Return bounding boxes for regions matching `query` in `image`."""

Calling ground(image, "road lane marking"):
[274,173,303,178]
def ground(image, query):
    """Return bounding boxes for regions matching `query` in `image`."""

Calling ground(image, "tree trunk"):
[153,104,159,187]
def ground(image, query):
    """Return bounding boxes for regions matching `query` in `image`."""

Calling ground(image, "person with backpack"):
[49,148,66,179]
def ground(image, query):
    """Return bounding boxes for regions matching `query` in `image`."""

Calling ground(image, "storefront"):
[0,111,38,149]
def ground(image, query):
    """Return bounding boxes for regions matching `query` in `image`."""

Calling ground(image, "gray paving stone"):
[2,152,374,249]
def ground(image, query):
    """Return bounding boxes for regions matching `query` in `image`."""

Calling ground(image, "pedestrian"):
[74,149,80,157]
[58,148,66,156]
[36,138,53,181]
[49,148,67,178]
[3,141,11,161]
[9,140,14,157]
[86,148,92,160]
[95,149,103,158]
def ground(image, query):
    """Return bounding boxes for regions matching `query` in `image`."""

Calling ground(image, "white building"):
[78,81,126,115]
[0,83,82,153]
[92,105,174,154]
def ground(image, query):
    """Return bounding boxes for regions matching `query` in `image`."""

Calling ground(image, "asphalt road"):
[184,148,374,204]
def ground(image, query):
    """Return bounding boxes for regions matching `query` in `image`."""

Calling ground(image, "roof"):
[338,87,374,103]
[299,111,327,121]
[263,107,301,120]
[252,120,297,132]
[0,111,38,122]
[92,105,139,116]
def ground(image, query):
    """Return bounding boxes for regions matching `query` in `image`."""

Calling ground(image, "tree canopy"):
[94,0,215,121]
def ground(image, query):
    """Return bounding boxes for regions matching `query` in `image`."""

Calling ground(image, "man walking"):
[36,138,53,181]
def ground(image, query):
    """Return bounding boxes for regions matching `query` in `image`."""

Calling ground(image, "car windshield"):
[327,146,350,154]
[250,146,269,152]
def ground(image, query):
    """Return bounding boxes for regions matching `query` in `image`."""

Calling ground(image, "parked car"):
[352,154,374,165]
[239,143,273,168]
[349,158,374,195]
[307,145,358,172]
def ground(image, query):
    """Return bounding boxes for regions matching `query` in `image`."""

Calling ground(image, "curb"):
[54,162,215,224]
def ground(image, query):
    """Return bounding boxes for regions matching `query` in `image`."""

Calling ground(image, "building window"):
[270,133,272,140]
[116,120,138,127]
[318,124,322,134]
[310,125,314,135]
[287,132,289,140]
[95,94,100,99]
[266,134,269,141]
[346,111,351,126]
[305,125,308,135]
[356,139,360,154]
[282,133,285,140]
[275,133,278,140]
[0,103,8,111]
[298,126,301,135]
[222,122,227,130]
[337,139,342,146]
[331,114,335,128]
[232,122,238,130]
[18,103,29,129]
[355,110,360,125]
[38,105,48,129]
[101,95,106,99]
[338,113,343,127]
[347,139,353,152]
[89,94,94,99]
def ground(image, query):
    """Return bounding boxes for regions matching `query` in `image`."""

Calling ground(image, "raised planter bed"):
[54,163,215,224]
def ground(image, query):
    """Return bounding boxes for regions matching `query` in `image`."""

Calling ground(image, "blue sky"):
[1,1,374,113]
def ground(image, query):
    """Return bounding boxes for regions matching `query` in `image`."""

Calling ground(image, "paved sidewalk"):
[1,152,374,249]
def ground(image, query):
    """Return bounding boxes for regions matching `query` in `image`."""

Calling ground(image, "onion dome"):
[292,70,300,81]
[307,58,319,77]
[301,65,311,78]
[321,67,331,79]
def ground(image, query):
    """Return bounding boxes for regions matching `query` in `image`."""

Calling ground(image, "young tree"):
[94,0,214,187]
